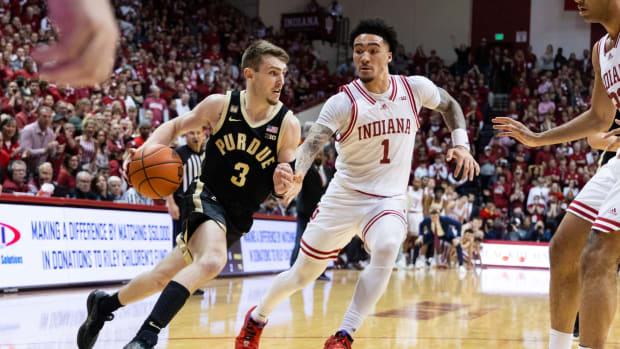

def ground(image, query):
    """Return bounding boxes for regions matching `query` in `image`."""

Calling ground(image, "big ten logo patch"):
[0,223,21,249]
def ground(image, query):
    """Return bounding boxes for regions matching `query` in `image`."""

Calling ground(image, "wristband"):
[272,190,284,199]
[451,128,470,150]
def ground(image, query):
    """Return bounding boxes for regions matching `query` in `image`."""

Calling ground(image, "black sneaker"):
[573,313,580,340]
[77,290,115,349]
[123,331,158,349]
[317,272,330,281]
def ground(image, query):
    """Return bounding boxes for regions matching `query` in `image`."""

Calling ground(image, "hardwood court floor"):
[3,268,620,349]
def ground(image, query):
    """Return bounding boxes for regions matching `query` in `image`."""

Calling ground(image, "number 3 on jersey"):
[380,139,391,164]
[231,162,249,187]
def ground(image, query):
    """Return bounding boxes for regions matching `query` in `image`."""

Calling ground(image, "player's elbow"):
[590,109,615,132]
[586,135,600,149]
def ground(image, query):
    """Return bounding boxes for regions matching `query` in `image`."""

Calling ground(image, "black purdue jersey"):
[200,90,288,231]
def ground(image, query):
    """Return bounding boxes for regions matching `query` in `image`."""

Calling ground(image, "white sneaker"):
[415,260,425,269]
[395,257,408,270]
[459,265,467,274]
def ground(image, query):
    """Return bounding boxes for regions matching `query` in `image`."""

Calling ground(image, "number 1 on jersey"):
[380,139,390,164]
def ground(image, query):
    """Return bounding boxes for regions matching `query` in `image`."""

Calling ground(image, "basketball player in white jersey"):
[494,2,620,348]
[405,177,424,266]
[236,18,479,349]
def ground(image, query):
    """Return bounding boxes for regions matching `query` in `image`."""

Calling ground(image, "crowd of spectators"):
[0,0,352,204]
[0,0,600,243]
[398,39,596,242]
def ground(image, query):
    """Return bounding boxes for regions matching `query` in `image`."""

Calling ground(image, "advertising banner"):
[0,203,173,288]
[480,241,549,269]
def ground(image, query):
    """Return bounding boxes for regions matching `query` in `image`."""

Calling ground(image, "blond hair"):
[241,40,289,70]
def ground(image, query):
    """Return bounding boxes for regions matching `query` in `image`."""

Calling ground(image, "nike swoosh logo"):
[149,321,162,331]
[230,117,242,122]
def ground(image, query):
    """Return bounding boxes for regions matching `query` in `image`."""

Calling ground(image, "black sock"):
[138,281,190,336]
[99,292,122,314]
[456,245,463,266]
[412,246,420,264]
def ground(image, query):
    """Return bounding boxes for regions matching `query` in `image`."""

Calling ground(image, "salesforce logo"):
[0,223,21,248]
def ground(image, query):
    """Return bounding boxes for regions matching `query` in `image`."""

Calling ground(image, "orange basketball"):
[127,144,184,199]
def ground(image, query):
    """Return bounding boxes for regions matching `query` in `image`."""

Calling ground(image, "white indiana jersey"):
[406,186,424,213]
[598,34,620,108]
[317,75,441,197]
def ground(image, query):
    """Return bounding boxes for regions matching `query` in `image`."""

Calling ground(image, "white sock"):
[578,346,592,349]
[548,328,573,349]
[340,216,403,335]
[252,253,328,323]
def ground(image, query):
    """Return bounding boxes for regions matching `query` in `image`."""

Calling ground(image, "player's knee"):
[195,255,227,278]
[371,236,401,262]
[549,237,575,271]
[580,236,616,275]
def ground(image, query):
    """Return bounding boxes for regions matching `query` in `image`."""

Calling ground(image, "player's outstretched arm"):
[282,123,333,205]
[122,94,226,179]
[144,94,226,148]
[32,0,119,86]
[433,88,480,181]
[493,42,615,147]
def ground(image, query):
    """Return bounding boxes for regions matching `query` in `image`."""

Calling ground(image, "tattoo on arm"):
[434,87,466,131]
[295,123,333,176]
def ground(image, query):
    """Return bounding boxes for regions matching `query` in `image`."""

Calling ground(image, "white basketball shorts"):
[566,157,620,233]
[407,212,424,235]
[299,180,408,260]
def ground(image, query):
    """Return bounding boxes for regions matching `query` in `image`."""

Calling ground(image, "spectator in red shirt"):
[2,159,29,193]
[56,154,79,190]
[568,141,587,167]
[428,153,449,182]
[143,85,167,127]
[564,160,582,187]
[160,77,176,103]
[527,195,546,224]
[534,145,553,165]
[14,95,37,129]
[510,181,526,214]
[493,173,511,213]
[2,80,21,115]
[480,202,502,220]
[1,115,20,161]
[128,119,152,148]
[14,57,39,80]
[0,129,10,171]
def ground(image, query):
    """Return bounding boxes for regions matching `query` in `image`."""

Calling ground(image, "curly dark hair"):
[349,18,398,52]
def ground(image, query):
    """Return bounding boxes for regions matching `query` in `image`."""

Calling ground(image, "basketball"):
[127,144,184,199]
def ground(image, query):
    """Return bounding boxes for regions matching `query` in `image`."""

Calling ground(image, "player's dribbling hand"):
[32,0,119,86]
[122,148,139,184]
[446,146,480,181]
[273,162,293,196]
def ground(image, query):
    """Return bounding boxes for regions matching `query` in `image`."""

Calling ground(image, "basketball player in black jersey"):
[76,40,301,349]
